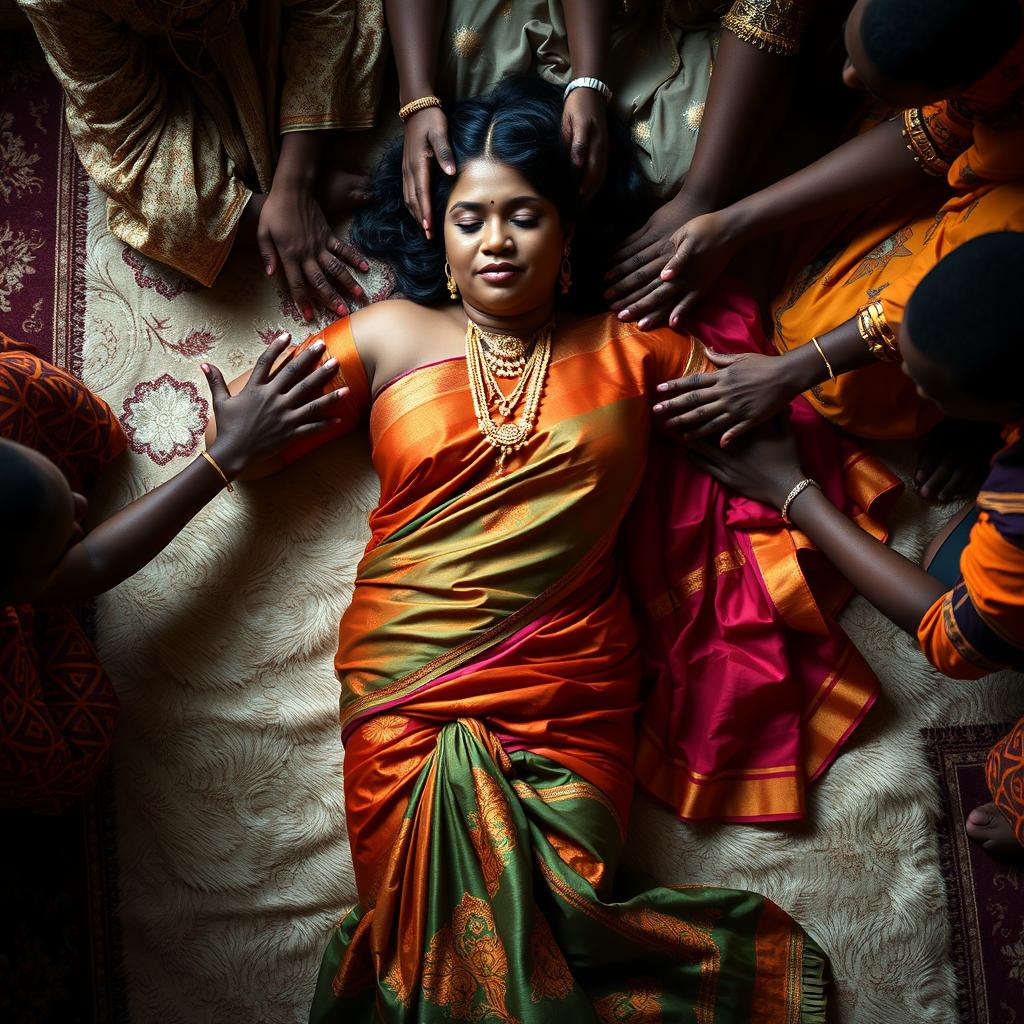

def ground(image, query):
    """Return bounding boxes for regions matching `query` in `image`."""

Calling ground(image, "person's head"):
[900,232,1024,423]
[0,439,87,605]
[843,0,1021,106]
[352,76,644,317]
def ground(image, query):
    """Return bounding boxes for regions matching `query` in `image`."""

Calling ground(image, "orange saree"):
[282,286,898,1021]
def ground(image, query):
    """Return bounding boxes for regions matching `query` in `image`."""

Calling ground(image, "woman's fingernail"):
[324,357,338,369]
[265,265,273,276]
[661,269,673,280]
[337,304,347,315]
[617,308,631,320]
[656,383,669,392]
[355,286,365,299]
[336,387,348,398]
[639,317,651,330]
[201,363,209,373]
[422,219,429,230]
[670,317,679,328]
[278,331,291,341]
[314,340,326,352]
[303,307,313,321]
[653,403,664,413]
[361,261,370,272]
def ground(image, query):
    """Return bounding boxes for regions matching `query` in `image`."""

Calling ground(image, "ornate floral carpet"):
[923,723,1024,1023]
[5,29,1024,1024]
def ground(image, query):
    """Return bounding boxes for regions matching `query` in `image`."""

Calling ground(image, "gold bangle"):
[200,450,234,492]
[399,95,442,122]
[856,301,899,363]
[781,478,820,523]
[811,336,835,381]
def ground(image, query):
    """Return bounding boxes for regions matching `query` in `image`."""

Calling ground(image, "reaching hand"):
[402,105,456,239]
[603,192,712,326]
[634,211,742,329]
[682,420,805,509]
[561,87,609,204]
[654,350,800,447]
[203,333,349,479]
[257,183,369,321]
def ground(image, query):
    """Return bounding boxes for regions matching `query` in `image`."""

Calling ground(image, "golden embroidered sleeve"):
[280,0,385,132]
[18,0,251,287]
[720,0,814,55]
[901,101,973,178]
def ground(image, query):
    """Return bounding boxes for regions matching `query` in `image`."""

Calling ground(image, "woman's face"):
[443,158,567,320]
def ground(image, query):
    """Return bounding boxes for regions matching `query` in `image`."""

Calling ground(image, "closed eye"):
[455,221,483,233]
[512,217,539,228]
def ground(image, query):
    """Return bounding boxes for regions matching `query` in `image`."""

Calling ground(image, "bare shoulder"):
[349,300,458,394]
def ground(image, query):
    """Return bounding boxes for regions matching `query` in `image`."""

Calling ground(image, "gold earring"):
[559,246,572,295]
[444,260,459,300]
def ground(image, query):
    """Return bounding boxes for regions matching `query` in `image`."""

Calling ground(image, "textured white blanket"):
[81,185,1023,1024]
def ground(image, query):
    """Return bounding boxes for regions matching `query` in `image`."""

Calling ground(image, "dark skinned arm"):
[653,314,874,445]
[606,28,798,314]
[650,118,929,327]
[385,0,454,238]
[560,0,611,200]
[682,424,947,635]
[36,336,347,605]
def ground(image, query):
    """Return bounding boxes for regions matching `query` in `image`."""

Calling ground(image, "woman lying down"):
[210,77,900,1023]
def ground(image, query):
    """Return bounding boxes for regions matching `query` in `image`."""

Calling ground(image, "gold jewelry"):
[900,108,949,178]
[465,319,553,475]
[781,478,819,522]
[399,95,442,122]
[477,329,529,377]
[811,336,835,381]
[559,245,572,295]
[856,301,899,362]
[445,260,458,300]
[199,450,234,492]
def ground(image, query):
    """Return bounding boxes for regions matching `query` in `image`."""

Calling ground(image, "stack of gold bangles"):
[856,300,899,362]
[399,95,442,122]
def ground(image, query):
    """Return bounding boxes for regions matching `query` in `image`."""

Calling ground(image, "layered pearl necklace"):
[465,318,553,475]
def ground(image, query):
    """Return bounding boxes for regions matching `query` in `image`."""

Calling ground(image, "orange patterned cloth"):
[0,333,125,813]
[772,18,1024,439]
[917,424,1024,845]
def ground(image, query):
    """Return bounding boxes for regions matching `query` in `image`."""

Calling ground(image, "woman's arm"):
[682,425,946,634]
[643,118,928,326]
[560,0,611,202]
[385,0,455,239]
[606,25,801,312]
[654,314,873,445]
[38,337,348,604]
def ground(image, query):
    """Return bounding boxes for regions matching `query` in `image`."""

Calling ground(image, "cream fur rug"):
[79,181,1024,1023]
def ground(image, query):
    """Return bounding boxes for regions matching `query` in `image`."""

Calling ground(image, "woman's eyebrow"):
[449,195,543,213]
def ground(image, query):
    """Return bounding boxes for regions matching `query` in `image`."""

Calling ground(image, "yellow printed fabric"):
[19,0,385,286]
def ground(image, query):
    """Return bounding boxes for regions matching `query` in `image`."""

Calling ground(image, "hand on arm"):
[680,421,946,635]
[257,131,370,321]
[386,0,454,238]
[605,26,798,321]
[38,335,349,605]
[561,0,611,203]
[654,316,874,445]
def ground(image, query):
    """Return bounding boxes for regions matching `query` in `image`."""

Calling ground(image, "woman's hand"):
[681,420,805,509]
[257,182,369,321]
[561,87,608,204]
[203,334,348,479]
[654,350,802,447]
[603,191,713,319]
[402,105,456,239]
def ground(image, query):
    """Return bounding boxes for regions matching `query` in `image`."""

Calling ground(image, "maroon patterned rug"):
[0,31,124,1024]
[923,723,1024,1024]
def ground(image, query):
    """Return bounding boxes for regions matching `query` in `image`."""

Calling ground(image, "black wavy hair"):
[351,75,646,312]
[905,231,1024,403]
[861,0,1021,90]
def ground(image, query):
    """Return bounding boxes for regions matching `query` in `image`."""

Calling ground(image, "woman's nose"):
[481,218,511,254]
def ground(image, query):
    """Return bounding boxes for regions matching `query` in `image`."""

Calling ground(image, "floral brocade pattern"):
[422,892,518,1023]
[594,979,664,1023]
[467,767,518,898]
[528,914,574,1004]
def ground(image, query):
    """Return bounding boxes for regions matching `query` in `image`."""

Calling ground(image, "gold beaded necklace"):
[465,319,552,475]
